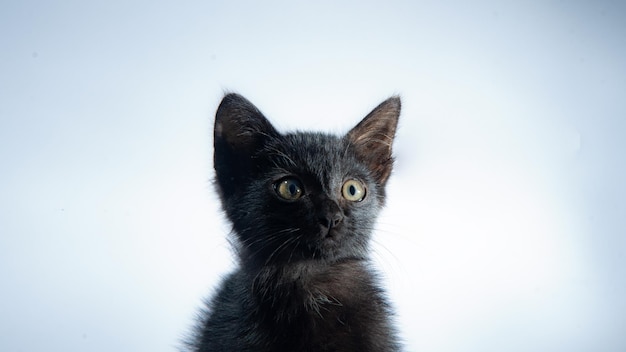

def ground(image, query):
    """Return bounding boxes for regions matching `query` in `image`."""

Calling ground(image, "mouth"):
[319,228,345,251]
[319,221,345,239]
[322,227,336,239]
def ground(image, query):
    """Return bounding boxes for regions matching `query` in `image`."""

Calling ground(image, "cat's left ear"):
[213,93,280,198]
[347,96,400,185]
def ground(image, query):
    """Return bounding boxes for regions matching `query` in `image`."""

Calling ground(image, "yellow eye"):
[275,178,303,200]
[342,179,366,202]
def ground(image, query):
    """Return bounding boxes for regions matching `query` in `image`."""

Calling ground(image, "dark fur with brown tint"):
[186,93,402,352]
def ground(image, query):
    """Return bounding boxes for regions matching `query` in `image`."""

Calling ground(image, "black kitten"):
[187,93,401,351]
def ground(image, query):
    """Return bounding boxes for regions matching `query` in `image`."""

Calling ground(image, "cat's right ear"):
[214,94,279,195]
[214,93,278,153]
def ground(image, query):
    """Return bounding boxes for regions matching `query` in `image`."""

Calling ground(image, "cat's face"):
[213,94,400,268]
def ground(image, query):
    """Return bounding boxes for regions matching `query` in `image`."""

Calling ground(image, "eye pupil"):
[275,178,303,200]
[342,179,366,202]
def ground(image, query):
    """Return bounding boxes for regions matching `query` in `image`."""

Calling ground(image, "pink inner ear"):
[346,97,400,184]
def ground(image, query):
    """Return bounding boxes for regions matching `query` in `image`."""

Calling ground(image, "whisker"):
[264,235,298,266]
[287,234,303,264]
[265,145,298,167]
[242,230,297,261]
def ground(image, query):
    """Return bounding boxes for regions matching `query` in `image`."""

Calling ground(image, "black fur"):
[186,93,401,351]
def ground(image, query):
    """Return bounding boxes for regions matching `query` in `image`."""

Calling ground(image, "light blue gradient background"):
[1,1,624,351]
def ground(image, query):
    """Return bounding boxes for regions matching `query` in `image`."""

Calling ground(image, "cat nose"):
[317,199,344,235]
[319,212,343,229]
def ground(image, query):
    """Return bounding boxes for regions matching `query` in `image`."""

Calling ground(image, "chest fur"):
[250,262,393,351]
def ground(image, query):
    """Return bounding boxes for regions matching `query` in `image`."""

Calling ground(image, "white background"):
[1,1,625,351]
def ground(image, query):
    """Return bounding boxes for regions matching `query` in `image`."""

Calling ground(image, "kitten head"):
[213,93,400,269]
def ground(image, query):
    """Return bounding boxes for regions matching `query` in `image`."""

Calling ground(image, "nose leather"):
[317,199,344,237]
